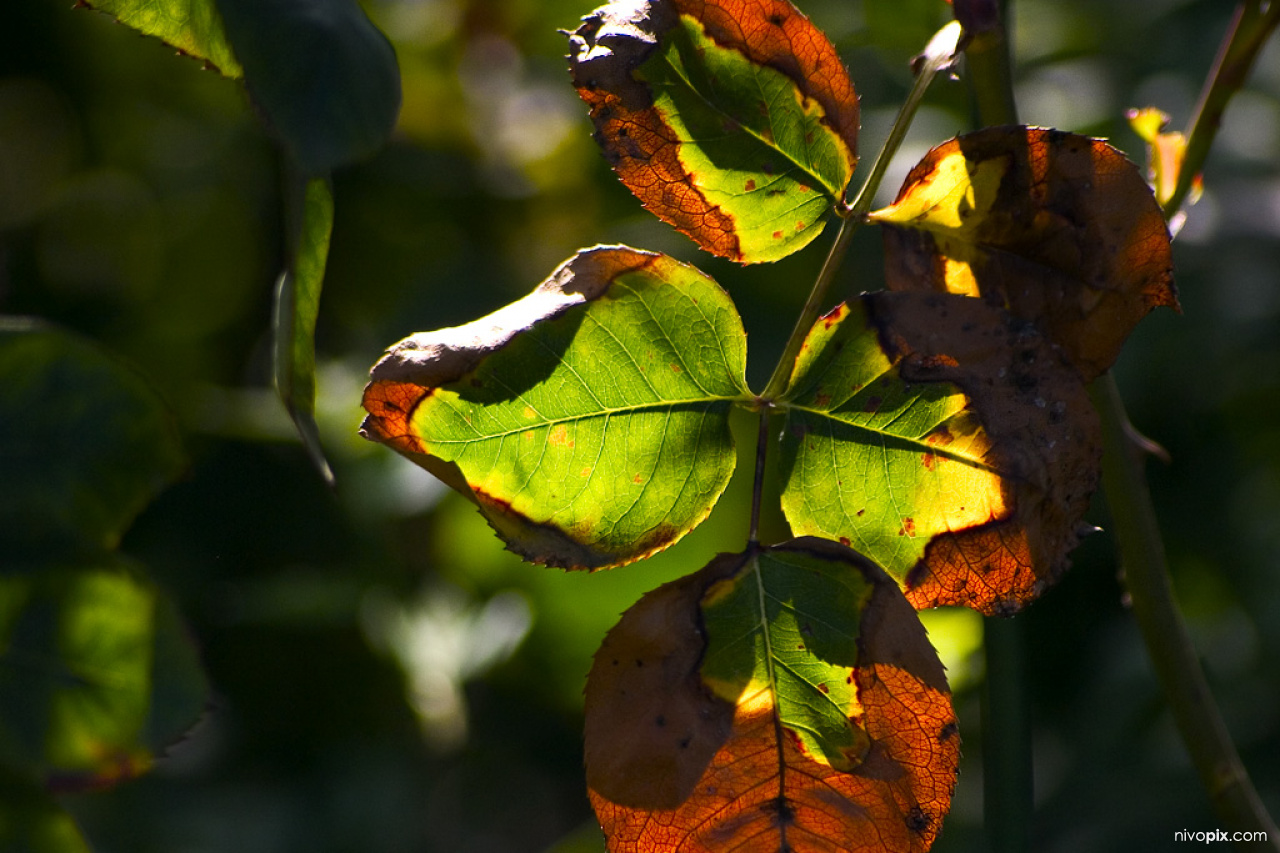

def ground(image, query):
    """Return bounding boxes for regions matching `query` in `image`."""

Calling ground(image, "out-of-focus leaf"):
[361,246,751,569]
[214,0,401,174]
[870,126,1178,381]
[273,176,334,485]
[78,0,242,76]
[0,557,209,791]
[777,293,1100,614]
[0,319,184,563]
[585,538,959,852]
[0,777,91,853]
[568,0,859,263]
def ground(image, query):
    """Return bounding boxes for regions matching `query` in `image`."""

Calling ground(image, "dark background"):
[3,0,1278,850]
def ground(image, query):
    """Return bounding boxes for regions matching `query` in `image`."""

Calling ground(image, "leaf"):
[568,0,860,264]
[0,319,185,563]
[0,557,209,791]
[1127,106,1201,214]
[870,126,1178,381]
[214,0,402,175]
[79,0,242,76]
[777,293,1101,614]
[273,176,335,485]
[360,246,751,569]
[0,779,91,853]
[585,538,959,852]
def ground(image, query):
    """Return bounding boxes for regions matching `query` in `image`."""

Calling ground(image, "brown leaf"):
[872,126,1178,381]
[586,539,959,851]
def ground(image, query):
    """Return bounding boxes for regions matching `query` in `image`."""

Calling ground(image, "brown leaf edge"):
[866,291,1102,615]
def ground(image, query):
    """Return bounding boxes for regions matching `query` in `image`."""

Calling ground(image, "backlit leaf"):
[0,319,184,563]
[870,126,1178,381]
[79,0,242,76]
[0,557,209,791]
[777,293,1101,614]
[568,0,860,264]
[586,538,959,852]
[1128,106,1201,214]
[360,246,751,569]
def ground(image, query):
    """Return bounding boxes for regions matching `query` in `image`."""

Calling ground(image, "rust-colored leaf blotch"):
[874,126,1178,381]
[586,540,960,852]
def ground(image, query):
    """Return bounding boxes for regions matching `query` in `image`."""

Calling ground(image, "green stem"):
[1091,377,1280,846]
[1164,1,1280,218]
[959,4,1035,850]
[759,21,963,403]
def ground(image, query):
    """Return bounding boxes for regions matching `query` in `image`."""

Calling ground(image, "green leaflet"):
[0,320,185,563]
[80,0,242,76]
[361,246,752,569]
[273,176,335,485]
[776,299,1003,588]
[699,543,874,771]
[636,14,850,261]
[0,558,209,789]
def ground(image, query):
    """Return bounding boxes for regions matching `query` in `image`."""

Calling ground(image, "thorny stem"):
[959,3,1033,851]
[759,21,963,404]
[1163,0,1280,218]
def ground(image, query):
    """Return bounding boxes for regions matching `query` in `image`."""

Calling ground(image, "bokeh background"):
[3,0,1279,850]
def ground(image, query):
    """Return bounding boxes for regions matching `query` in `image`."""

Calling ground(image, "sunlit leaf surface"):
[0,558,209,790]
[79,0,242,75]
[871,126,1177,381]
[0,320,184,562]
[361,246,751,569]
[568,0,859,263]
[778,294,1101,614]
[585,539,959,852]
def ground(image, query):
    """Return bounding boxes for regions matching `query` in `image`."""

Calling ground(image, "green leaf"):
[0,557,209,790]
[215,0,402,175]
[568,0,859,263]
[699,543,874,772]
[361,246,751,569]
[0,776,91,853]
[273,176,335,485]
[79,0,242,76]
[0,319,184,563]
[777,293,1101,615]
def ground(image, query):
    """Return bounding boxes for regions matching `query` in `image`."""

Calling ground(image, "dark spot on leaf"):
[768,13,786,26]
[922,452,936,470]
[766,188,785,197]
[839,536,851,546]
[906,807,930,834]
[798,184,810,193]
[678,736,691,749]
[745,179,756,191]
[635,659,644,667]
[655,715,666,728]
[818,683,830,694]
[856,509,864,517]
[939,721,958,742]
[863,396,882,412]
[773,230,784,239]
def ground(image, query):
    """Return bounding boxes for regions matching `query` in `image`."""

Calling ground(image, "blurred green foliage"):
[1,0,1278,851]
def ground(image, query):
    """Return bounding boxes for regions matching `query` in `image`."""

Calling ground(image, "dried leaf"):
[568,0,859,263]
[778,293,1101,614]
[360,246,750,569]
[871,126,1178,381]
[586,538,959,852]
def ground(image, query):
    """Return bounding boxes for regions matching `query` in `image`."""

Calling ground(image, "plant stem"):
[759,21,963,403]
[1163,1,1280,218]
[1090,377,1280,846]
[747,407,770,546]
[958,3,1035,850]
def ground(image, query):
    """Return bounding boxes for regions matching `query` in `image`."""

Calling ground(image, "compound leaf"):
[870,126,1177,381]
[360,246,750,569]
[568,0,859,264]
[585,538,959,852]
[0,557,209,791]
[778,293,1101,614]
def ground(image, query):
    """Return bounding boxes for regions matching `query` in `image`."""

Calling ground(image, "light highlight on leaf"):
[585,539,959,852]
[360,246,751,569]
[568,0,859,263]
[871,126,1177,381]
[778,293,1101,614]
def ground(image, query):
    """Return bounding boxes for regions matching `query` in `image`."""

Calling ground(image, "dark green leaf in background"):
[0,320,185,563]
